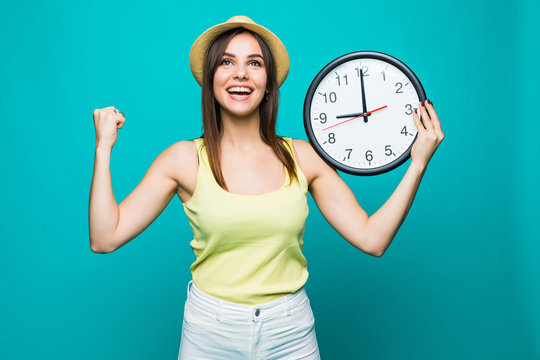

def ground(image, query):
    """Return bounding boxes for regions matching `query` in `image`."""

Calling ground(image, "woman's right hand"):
[93,106,126,148]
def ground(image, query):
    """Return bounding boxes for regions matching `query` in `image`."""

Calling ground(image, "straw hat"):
[189,15,290,87]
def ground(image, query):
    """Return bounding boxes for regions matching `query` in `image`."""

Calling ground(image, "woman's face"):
[213,32,268,118]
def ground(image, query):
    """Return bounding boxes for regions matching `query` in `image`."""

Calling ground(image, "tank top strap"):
[281,137,308,189]
[281,136,296,161]
[192,137,211,170]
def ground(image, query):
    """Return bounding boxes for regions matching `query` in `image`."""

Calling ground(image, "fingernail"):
[426,99,431,105]
[414,108,417,114]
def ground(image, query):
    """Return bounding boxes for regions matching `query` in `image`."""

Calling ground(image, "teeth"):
[227,87,252,94]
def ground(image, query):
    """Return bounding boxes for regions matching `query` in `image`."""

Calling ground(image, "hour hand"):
[336,106,387,120]
[336,111,364,119]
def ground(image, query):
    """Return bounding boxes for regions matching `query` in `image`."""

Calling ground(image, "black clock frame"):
[303,51,427,176]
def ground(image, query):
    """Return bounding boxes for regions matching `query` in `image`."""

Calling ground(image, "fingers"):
[93,107,126,128]
[112,109,125,128]
[418,101,434,133]
[117,116,126,129]
[425,100,444,140]
[412,107,425,135]
[103,107,125,117]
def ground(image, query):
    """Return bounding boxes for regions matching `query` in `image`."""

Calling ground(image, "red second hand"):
[322,105,388,131]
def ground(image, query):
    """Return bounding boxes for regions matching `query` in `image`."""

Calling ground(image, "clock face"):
[303,51,426,176]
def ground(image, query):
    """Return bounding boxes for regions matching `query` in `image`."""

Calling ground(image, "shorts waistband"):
[185,280,309,323]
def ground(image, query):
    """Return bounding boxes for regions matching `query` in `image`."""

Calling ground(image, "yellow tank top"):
[181,136,310,305]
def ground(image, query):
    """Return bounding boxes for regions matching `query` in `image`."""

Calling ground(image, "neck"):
[219,108,265,153]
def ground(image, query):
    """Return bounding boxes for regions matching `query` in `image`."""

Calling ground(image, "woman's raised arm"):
[299,100,444,257]
[88,107,187,253]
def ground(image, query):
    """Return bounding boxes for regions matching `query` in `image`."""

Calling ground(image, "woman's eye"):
[221,59,232,65]
[250,60,262,66]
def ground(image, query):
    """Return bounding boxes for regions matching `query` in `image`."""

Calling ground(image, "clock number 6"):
[365,150,373,162]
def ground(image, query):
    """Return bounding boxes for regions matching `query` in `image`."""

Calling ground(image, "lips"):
[227,92,252,101]
[225,85,254,101]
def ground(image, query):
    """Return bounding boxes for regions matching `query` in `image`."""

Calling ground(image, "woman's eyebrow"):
[223,52,264,59]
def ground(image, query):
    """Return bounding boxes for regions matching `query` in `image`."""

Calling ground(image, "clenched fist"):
[93,106,126,148]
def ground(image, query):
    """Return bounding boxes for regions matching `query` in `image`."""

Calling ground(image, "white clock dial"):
[304,52,426,176]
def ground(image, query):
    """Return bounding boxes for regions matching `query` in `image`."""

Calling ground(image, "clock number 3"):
[405,104,413,115]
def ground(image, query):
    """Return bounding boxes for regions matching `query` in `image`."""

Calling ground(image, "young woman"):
[89,16,444,360]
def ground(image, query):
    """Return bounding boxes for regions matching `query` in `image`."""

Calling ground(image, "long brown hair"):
[199,27,299,191]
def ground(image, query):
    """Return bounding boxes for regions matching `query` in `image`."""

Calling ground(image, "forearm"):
[367,161,426,256]
[88,145,119,253]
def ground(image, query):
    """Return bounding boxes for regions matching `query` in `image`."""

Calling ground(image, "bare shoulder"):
[160,139,198,196]
[290,138,336,188]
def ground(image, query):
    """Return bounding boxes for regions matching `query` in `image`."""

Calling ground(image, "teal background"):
[1,0,539,359]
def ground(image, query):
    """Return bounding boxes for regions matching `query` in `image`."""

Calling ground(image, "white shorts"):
[178,280,321,360]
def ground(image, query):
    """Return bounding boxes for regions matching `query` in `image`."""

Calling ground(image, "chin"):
[224,107,260,118]
[219,98,264,118]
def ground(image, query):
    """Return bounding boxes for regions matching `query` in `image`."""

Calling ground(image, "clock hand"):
[324,105,388,131]
[336,111,364,119]
[359,68,369,123]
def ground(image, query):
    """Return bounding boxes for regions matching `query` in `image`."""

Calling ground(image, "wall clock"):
[303,51,427,176]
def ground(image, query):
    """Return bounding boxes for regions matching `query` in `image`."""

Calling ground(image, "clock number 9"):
[319,113,327,124]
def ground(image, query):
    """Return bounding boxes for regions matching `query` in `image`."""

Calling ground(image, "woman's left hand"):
[410,99,445,169]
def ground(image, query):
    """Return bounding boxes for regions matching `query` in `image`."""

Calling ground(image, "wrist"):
[95,143,113,153]
[410,160,427,175]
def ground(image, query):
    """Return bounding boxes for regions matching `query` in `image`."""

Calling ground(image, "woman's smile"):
[226,85,254,100]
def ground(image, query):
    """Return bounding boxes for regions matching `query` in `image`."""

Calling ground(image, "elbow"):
[355,236,385,257]
[371,248,385,257]
[366,238,385,257]
[89,237,114,254]
[358,242,384,257]
[91,246,110,254]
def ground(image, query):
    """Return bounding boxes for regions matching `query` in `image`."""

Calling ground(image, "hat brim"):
[189,18,289,87]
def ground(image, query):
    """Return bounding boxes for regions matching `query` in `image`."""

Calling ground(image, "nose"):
[233,64,248,80]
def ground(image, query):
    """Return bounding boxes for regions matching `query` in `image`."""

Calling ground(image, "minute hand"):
[359,68,369,122]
